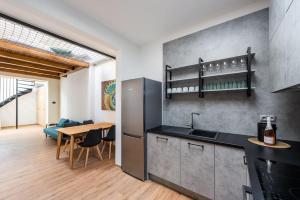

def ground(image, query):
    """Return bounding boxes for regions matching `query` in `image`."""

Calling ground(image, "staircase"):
[0,77,35,108]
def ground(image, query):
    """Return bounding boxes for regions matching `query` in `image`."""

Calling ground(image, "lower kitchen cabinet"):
[147,133,181,185]
[147,133,250,200]
[181,139,214,199]
[215,145,248,200]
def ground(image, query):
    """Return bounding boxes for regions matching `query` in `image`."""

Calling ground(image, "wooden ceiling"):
[0,40,89,79]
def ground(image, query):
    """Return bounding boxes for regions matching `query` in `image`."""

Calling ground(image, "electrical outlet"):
[260,115,276,122]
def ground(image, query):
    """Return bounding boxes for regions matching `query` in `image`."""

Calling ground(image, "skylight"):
[0,16,110,64]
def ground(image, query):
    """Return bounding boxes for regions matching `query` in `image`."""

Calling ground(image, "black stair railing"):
[0,77,35,129]
[0,78,35,108]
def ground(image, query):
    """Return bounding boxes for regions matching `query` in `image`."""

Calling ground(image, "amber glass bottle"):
[264,117,276,145]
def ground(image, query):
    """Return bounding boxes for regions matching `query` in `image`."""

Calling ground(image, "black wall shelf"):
[202,69,256,78]
[168,77,199,83]
[167,63,199,72]
[165,47,255,99]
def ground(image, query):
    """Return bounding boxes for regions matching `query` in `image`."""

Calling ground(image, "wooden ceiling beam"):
[0,50,75,70]
[0,63,59,76]
[0,40,89,68]
[60,67,84,78]
[0,57,67,73]
[0,67,60,80]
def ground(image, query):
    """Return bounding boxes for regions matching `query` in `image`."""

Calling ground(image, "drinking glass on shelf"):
[242,80,247,88]
[206,83,211,90]
[232,81,237,89]
[220,82,224,89]
[205,83,209,90]
[236,80,242,88]
[213,82,217,90]
[202,64,207,72]
[208,63,214,72]
[240,58,246,70]
[236,81,241,88]
[229,81,234,88]
[215,63,221,73]
[231,59,237,70]
[223,82,227,89]
[222,61,228,71]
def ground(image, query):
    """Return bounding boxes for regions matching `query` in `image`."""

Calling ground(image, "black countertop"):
[147,125,300,200]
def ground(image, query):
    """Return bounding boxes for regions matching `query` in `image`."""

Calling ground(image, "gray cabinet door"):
[181,139,214,199]
[270,0,300,91]
[147,133,180,185]
[269,0,287,40]
[285,0,300,88]
[284,0,294,12]
[215,145,247,200]
[270,20,287,92]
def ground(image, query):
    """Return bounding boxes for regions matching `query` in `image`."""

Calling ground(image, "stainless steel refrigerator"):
[121,78,162,180]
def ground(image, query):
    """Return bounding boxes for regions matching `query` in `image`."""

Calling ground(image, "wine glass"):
[240,58,246,70]
[215,63,221,73]
[202,64,206,72]
[208,63,214,72]
[222,61,228,71]
[231,59,237,70]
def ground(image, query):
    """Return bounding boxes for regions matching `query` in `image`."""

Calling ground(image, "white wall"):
[92,60,116,123]
[0,89,37,127]
[60,61,116,123]
[60,69,91,122]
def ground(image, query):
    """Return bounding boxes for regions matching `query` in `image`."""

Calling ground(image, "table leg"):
[56,131,62,159]
[69,135,75,169]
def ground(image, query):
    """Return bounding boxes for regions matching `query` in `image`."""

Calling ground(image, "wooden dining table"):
[56,122,114,169]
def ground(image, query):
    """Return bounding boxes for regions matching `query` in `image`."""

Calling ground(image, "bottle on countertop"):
[264,116,276,145]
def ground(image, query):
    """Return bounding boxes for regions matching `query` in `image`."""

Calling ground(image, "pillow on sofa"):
[57,118,69,127]
[63,120,80,127]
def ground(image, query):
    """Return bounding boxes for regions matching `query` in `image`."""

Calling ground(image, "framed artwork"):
[102,79,116,111]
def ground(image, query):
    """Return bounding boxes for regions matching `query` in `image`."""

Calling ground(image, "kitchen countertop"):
[147,125,300,200]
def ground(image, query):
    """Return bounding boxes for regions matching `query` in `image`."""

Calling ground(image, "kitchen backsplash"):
[163,9,300,141]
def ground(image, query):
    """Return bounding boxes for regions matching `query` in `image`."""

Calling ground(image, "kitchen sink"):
[189,129,219,140]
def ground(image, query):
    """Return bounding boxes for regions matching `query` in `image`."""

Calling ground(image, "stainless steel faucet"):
[189,112,200,129]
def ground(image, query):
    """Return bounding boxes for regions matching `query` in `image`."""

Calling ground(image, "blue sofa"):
[43,118,81,140]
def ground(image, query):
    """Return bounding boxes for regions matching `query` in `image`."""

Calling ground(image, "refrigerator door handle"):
[123,132,143,139]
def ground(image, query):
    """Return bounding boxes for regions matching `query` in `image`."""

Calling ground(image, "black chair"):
[77,128,103,168]
[101,125,115,160]
[62,123,82,153]
[83,120,94,125]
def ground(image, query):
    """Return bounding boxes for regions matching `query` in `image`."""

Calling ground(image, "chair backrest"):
[83,120,94,125]
[81,128,102,147]
[106,125,115,140]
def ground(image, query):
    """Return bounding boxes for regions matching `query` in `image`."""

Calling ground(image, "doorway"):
[0,75,48,130]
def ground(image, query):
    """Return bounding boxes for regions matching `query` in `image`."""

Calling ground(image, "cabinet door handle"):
[242,185,252,200]
[188,142,204,150]
[243,156,248,165]
[156,136,168,142]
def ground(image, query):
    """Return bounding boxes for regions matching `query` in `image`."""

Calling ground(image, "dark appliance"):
[121,78,162,181]
[255,158,300,200]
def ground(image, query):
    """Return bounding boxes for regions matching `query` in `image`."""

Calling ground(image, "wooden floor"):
[0,125,190,200]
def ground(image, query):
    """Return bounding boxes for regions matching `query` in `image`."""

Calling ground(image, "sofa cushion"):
[57,118,69,127]
[43,127,59,139]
